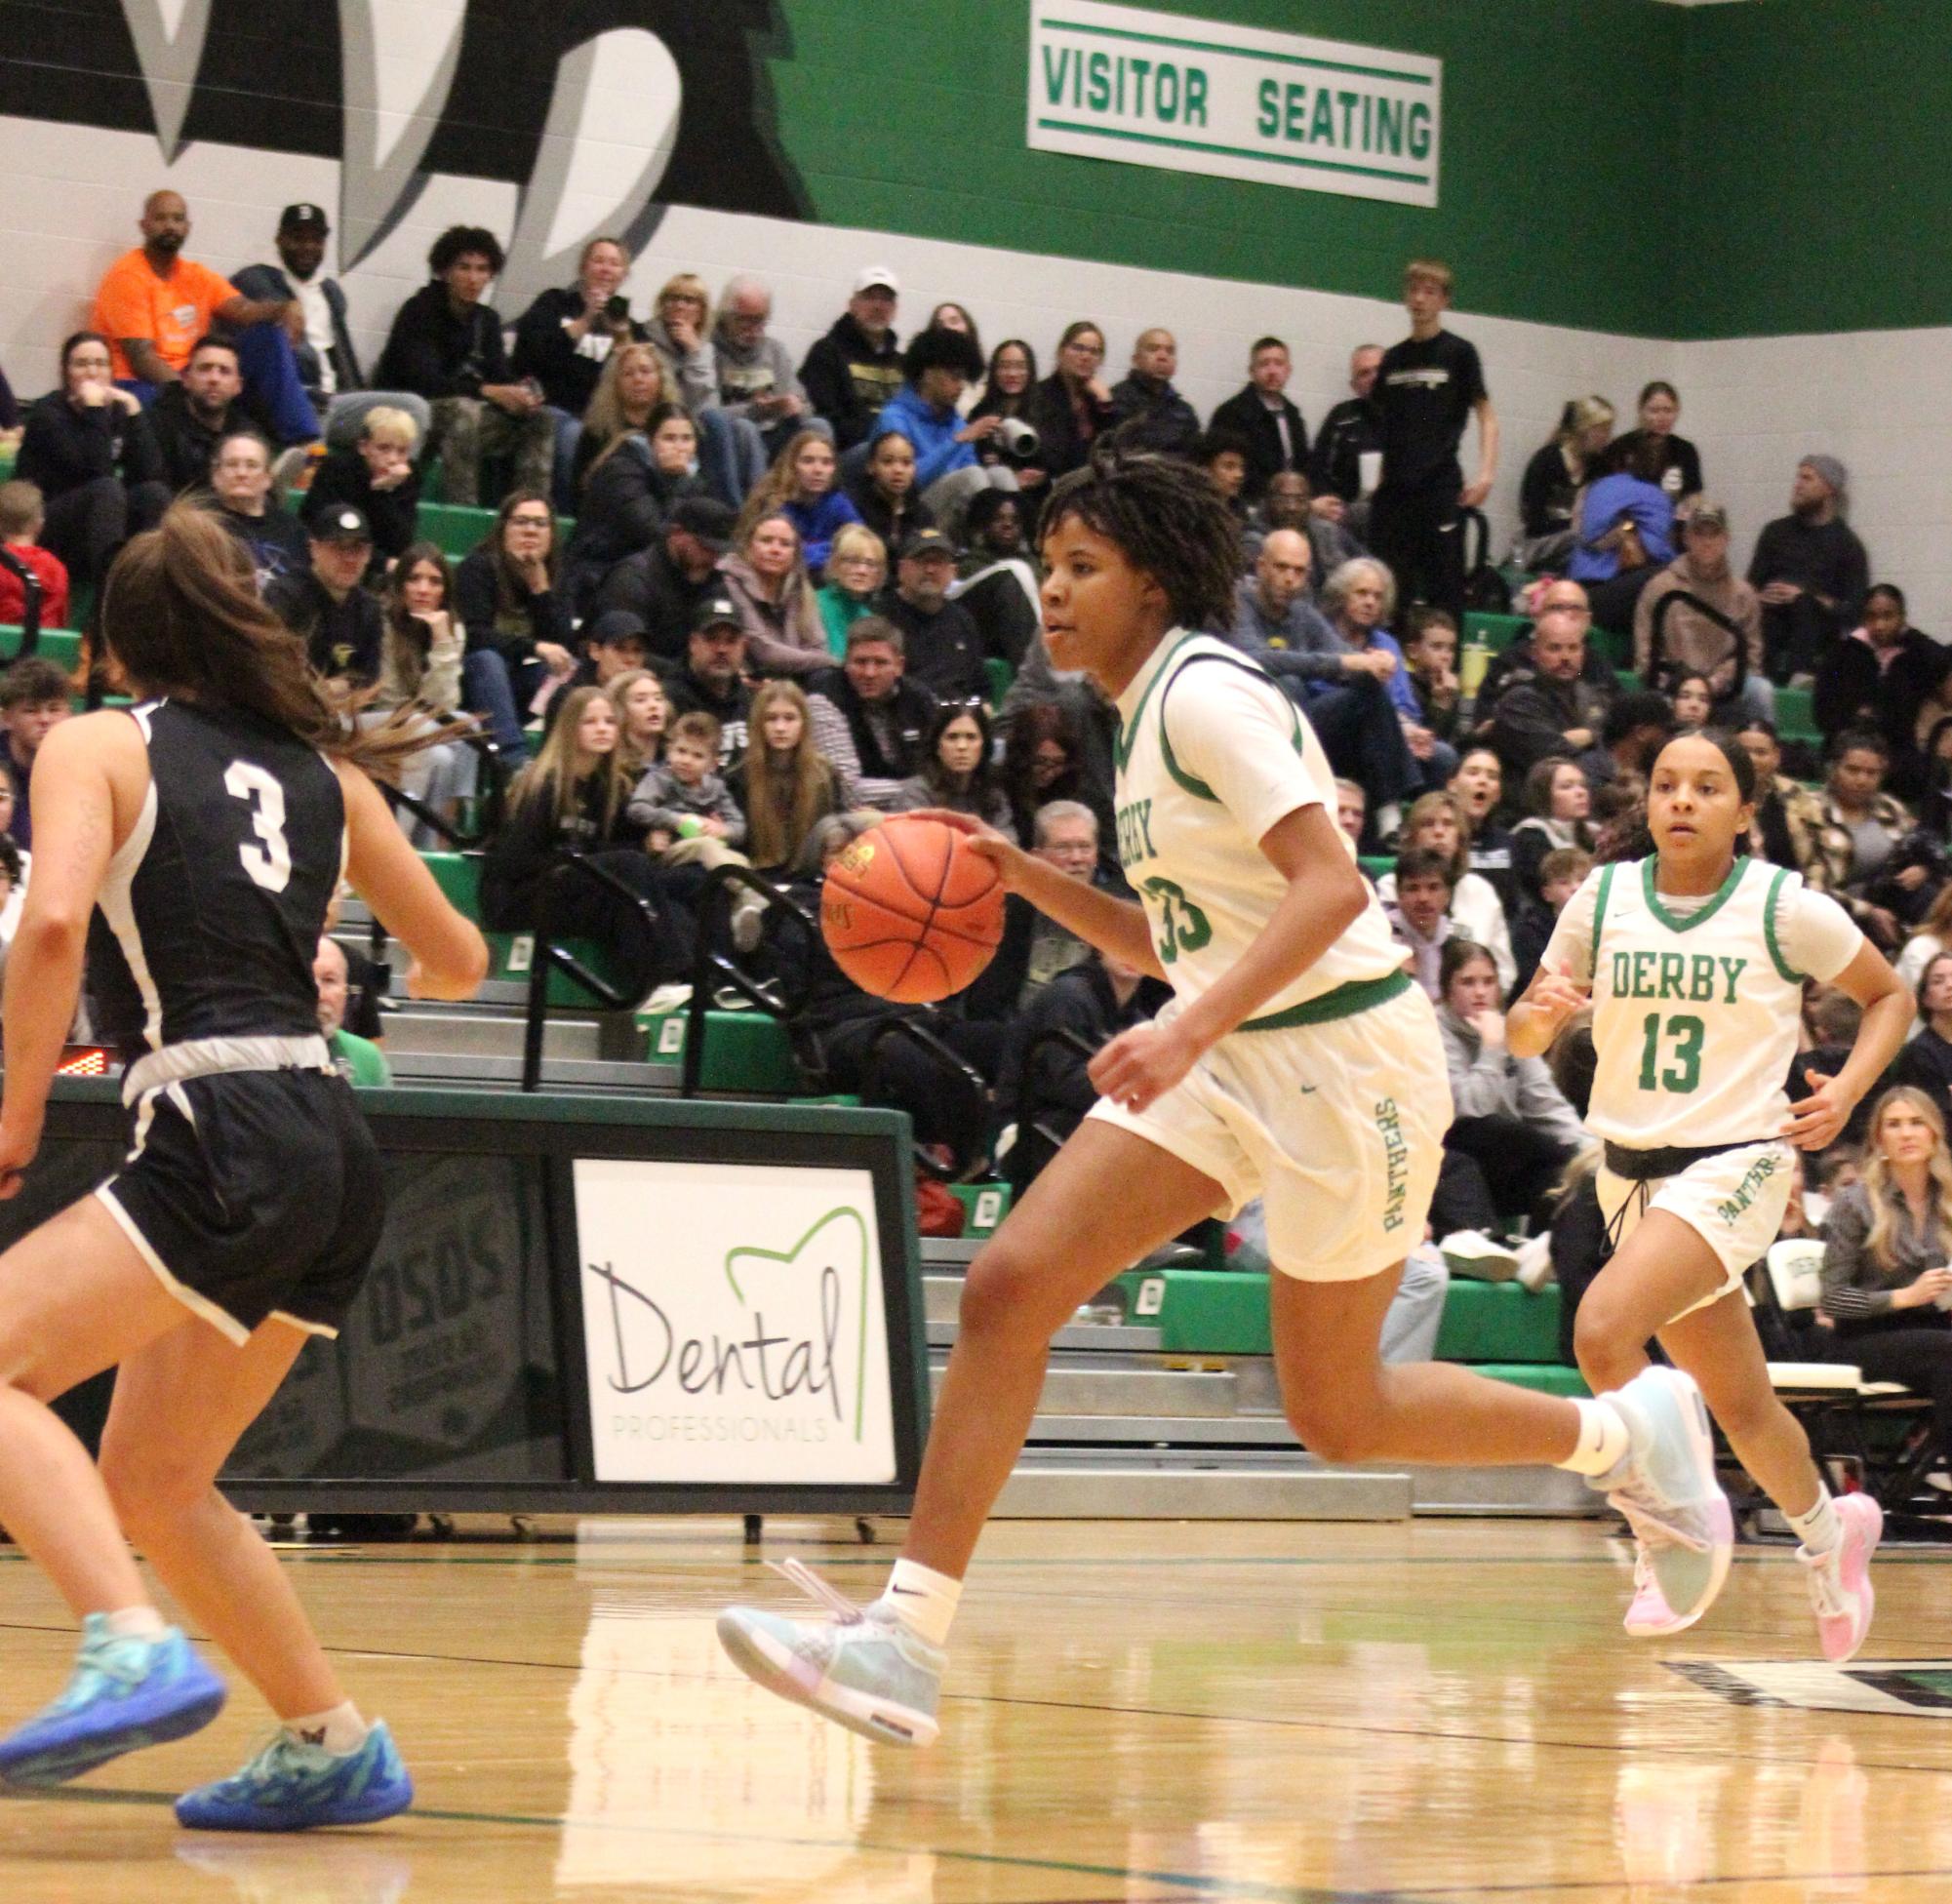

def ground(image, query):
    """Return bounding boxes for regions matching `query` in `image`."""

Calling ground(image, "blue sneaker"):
[179,1717,416,1834]
[1597,1367,1734,1634]
[0,1616,226,1787]
[176,1719,413,1832]
[718,1560,943,1747]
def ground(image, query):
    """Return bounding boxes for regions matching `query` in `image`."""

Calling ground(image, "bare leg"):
[0,1197,198,1618]
[100,1318,346,1720]
[1269,1266,1584,1465]
[900,1123,1227,1580]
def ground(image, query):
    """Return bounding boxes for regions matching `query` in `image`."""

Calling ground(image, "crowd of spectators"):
[7,202,1952,1380]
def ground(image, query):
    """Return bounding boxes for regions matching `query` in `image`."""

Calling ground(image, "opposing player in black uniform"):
[0,504,486,1828]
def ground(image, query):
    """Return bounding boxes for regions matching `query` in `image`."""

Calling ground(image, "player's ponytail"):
[100,503,431,774]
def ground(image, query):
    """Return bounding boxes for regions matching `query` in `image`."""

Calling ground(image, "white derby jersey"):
[1543,854,1862,1147]
[1111,629,1406,1024]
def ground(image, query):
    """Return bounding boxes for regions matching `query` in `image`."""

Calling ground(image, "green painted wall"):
[1677,0,1951,337]
[767,0,1686,337]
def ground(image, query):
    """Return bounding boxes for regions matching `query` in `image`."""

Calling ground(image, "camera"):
[604,294,631,324]
[997,416,1040,460]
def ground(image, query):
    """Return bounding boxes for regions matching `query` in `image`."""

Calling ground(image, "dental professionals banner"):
[1026,0,1442,207]
[575,1159,898,1486]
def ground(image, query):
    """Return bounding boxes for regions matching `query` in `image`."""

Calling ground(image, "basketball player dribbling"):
[0,506,486,1827]
[718,447,1733,1747]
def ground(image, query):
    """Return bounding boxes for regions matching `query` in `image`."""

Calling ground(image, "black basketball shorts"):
[97,1068,386,1342]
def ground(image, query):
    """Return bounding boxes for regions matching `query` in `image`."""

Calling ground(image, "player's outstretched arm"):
[1784,939,1912,1150]
[0,716,136,1190]
[908,807,1163,977]
[337,764,489,1002]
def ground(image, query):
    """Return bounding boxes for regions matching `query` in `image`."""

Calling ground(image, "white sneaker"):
[1440,1230,1520,1282]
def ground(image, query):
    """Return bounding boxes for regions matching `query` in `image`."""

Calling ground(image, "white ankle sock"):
[1556,1397,1634,1477]
[281,1700,370,1756]
[1786,1488,1842,1557]
[102,1606,168,1641]
[875,1559,962,1649]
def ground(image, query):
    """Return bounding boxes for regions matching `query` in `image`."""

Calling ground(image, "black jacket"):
[590,543,719,661]
[1813,630,1950,754]
[376,284,512,400]
[800,315,902,451]
[657,665,752,766]
[232,262,364,393]
[564,438,703,582]
[1028,374,1113,480]
[17,392,166,499]
[300,447,422,560]
[1489,656,1616,780]
[883,594,985,703]
[454,547,573,664]
[480,773,645,929]
[807,666,935,782]
[843,474,935,553]
[1107,373,1201,456]
[1210,384,1309,499]
[510,286,651,415]
[148,382,255,494]
[1308,394,1381,504]
[263,570,383,685]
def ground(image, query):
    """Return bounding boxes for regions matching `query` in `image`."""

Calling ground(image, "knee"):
[1571,1289,1642,1387]
[100,1442,215,1545]
[958,1240,1066,1344]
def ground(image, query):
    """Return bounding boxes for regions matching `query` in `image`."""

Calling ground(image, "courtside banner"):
[574,1159,899,1486]
[1026,0,1441,208]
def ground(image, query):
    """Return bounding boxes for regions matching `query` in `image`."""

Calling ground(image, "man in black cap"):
[543,609,655,730]
[883,525,985,703]
[235,205,431,449]
[657,597,752,765]
[591,496,736,661]
[264,504,383,688]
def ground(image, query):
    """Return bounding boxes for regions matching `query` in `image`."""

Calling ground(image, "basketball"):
[820,815,1006,1004]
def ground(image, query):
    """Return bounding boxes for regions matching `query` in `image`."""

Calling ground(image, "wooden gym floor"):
[2,1516,1950,1902]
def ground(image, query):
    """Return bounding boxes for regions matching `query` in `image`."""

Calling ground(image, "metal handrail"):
[1646,585,1747,696]
[680,863,818,1098]
[519,853,665,1091]
[377,726,508,851]
[861,1012,989,1182]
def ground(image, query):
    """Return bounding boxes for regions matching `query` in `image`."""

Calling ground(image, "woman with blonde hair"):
[1374,788,1515,990]
[643,272,766,503]
[741,679,847,874]
[573,340,668,490]
[718,510,826,676]
[817,522,888,658]
[1517,395,1614,570]
[606,666,668,778]
[1818,1085,1952,1476]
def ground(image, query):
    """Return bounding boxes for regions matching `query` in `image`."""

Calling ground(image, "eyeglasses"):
[507,513,552,528]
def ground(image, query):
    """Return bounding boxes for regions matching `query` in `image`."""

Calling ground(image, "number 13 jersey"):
[1110,629,1403,1019]
[1542,855,1861,1149]
[88,699,345,1064]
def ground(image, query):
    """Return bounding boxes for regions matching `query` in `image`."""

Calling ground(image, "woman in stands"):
[740,679,845,876]
[480,684,691,999]
[1669,670,1714,730]
[737,430,863,579]
[968,339,1046,492]
[927,302,981,357]
[1511,757,1596,907]
[454,491,576,763]
[16,332,170,607]
[718,510,825,677]
[1450,745,1520,911]
[1028,322,1114,481]
[562,398,701,614]
[571,340,668,494]
[815,523,888,660]
[1787,729,1917,952]
[607,666,668,778]
[1613,380,1704,519]
[1375,789,1515,990]
[1890,953,1952,1113]
[1816,1085,1952,1488]
[1515,395,1613,572]
[892,701,1015,839]
[954,490,1041,672]
[375,540,474,844]
[845,428,936,553]
[1512,728,1911,1658]
[0,503,485,1823]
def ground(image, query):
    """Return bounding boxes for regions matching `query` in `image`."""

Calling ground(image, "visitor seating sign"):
[1027,0,1442,208]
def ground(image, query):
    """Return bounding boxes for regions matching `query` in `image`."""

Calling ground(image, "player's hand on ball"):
[1090,1021,1198,1114]
[900,808,1032,892]
[1783,1070,1850,1151]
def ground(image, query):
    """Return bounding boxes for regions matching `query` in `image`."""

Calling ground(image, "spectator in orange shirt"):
[0,484,70,632]
[92,189,321,449]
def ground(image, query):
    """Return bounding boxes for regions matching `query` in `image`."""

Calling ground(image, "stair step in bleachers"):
[1,626,82,673]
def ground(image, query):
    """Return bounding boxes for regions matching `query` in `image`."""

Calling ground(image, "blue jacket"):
[782,489,864,575]
[1569,473,1674,583]
[873,383,974,489]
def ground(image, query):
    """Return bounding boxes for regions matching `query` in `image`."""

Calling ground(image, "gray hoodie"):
[711,321,805,423]
[1437,1004,1586,1150]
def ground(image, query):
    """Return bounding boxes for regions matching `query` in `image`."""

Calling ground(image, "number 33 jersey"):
[1542,855,1862,1149]
[88,699,345,1064]
[1110,630,1403,1020]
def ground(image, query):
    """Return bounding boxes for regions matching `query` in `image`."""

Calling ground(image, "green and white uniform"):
[1089,629,1450,1281]
[1543,854,1862,1307]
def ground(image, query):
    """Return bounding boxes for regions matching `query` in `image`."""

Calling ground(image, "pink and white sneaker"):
[1799,1492,1883,1664]
[1623,1543,1689,1637]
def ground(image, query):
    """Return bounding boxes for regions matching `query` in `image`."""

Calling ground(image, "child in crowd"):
[301,407,422,568]
[607,666,668,777]
[1402,607,1462,746]
[627,710,751,873]
[0,481,70,630]
[1511,844,1593,996]
[1386,845,1458,996]
[0,654,72,851]
[741,430,863,579]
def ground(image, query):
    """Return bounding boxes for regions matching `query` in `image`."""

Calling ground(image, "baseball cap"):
[691,596,744,636]
[1686,497,1730,533]
[854,265,899,296]
[312,505,372,545]
[279,202,330,235]
[588,609,650,649]
[897,526,958,562]
[668,496,736,553]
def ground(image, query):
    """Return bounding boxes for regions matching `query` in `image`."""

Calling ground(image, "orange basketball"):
[820,815,1006,1004]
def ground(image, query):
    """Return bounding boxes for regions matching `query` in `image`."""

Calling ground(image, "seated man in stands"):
[800,267,903,451]
[1813,581,1948,798]
[657,595,754,765]
[204,428,309,588]
[807,617,936,809]
[93,188,319,448]
[148,336,255,494]
[376,224,553,507]
[1385,845,1459,997]
[264,504,383,690]
[0,656,70,849]
[1488,580,1614,780]
[1632,498,1772,722]
[1748,453,1869,684]
[883,527,985,703]
[1209,336,1307,502]
[591,496,737,659]
[710,277,818,459]
[1107,329,1201,457]
[967,800,1113,1027]
[315,935,391,1086]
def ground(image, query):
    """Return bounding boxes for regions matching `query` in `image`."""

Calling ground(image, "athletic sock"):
[1556,1397,1635,1478]
[102,1606,168,1642]
[873,1559,962,1650]
[281,1700,371,1756]
[1786,1488,1843,1558]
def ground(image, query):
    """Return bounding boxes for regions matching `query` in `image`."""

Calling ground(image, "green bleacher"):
[0,626,82,672]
